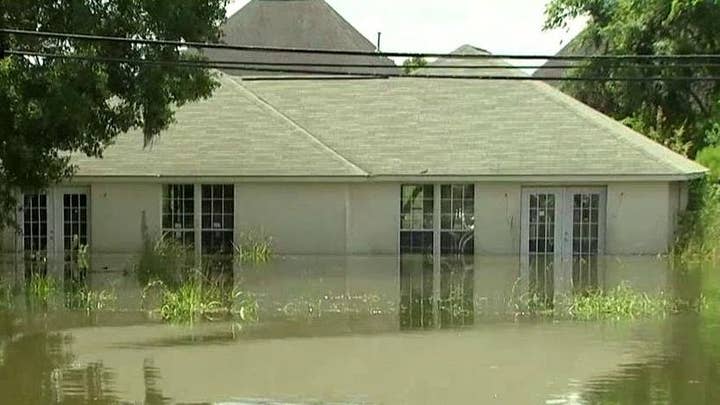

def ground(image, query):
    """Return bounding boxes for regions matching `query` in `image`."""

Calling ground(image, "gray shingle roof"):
[203,0,398,76]
[72,45,706,180]
[71,74,366,177]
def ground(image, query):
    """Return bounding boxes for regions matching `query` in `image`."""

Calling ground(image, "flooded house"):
[0,0,707,297]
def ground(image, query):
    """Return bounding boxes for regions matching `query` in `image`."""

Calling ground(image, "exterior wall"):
[1,227,15,253]
[90,183,162,254]
[2,181,686,258]
[474,183,522,255]
[605,182,673,255]
[235,183,348,255]
[347,183,399,255]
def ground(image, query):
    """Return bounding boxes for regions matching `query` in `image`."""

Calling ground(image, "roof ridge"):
[225,76,370,176]
[527,80,706,176]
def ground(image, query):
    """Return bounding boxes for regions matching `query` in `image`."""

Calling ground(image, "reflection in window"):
[63,193,89,283]
[22,193,48,276]
[400,185,435,329]
[400,184,476,329]
[528,193,556,307]
[201,185,234,255]
[439,184,474,326]
[162,185,195,248]
[572,193,601,292]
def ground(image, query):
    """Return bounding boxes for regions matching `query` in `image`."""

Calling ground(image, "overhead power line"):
[3,28,720,61]
[10,49,720,71]
[7,49,720,82]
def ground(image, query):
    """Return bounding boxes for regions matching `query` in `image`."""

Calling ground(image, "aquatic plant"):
[566,283,693,320]
[27,273,58,303]
[233,228,274,265]
[65,286,117,312]
[136,233,195,289]
[0,276,13,309]
[142,271,258,324]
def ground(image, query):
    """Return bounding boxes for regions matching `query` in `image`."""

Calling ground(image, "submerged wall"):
[90,183,162,253]
[1,180,687,258]
[605,183,673,255]
[1,226,15,254]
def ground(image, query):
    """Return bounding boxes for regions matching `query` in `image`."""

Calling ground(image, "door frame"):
[520,186,607,299]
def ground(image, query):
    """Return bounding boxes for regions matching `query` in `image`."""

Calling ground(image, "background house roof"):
[72,46,706,180]
[203,0,398,76]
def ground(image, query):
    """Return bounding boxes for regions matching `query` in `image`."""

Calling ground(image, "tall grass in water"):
[27,273,58,304]
[142,270,258,324]
[508,279,703,320]
[136,234,195,288]
[566,283,701,320]
[234,228,274,265]
[0,276,13,309]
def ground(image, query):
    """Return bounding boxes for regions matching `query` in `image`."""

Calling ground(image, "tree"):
[543,0,720,157]
[403,56,428,74]
[0,0,228,228]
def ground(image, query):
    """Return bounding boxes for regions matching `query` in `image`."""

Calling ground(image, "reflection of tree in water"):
[0,314,119,404]
[143,359,171,404]
[578,268,720,404]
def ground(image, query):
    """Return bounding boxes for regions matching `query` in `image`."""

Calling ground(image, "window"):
[162,185,196,247]
[399,184,475,329]
[63,193,88,251]
[440,184,474,256]
[400,184,434,254]
[22,194,48,257]
[201,184,234,254]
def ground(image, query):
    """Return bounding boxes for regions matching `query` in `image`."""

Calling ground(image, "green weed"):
[234,228,274,265]
[27,273,57,303]
[142,271,258,324]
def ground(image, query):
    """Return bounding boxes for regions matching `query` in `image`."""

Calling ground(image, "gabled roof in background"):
[203,0,398,76]
[532,32,600,82]
[71,45,706,181]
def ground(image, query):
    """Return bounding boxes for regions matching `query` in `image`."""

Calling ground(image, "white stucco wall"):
[235,183,347,255]
[2,181,687,257]
[474,183,522,255]
[347,183,399,255]
[90,183,162,253]
[605,182,673,255]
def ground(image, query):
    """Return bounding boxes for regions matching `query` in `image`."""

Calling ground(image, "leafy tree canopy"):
[402,56,428,74]
[0,0,228,228]
[543,0,720,158]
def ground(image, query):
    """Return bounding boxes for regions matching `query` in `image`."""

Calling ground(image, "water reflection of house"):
[0,0,706,292]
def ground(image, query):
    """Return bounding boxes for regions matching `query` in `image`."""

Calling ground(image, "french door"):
[520,187,606,303]
[20,188,90,276]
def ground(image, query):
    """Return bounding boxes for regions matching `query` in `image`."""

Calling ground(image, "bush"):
[696,146,720,183]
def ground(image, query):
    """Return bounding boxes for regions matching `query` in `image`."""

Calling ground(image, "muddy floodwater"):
[0,254,719,404]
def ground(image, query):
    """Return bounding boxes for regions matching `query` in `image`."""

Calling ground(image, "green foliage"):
[567,283,698,320]
[65,284,117,312]
[136,234,195,289]
[234,228,274,265]
[0,276,13,309]
[696,146,720,183]
[402,56,428,74]
[674,179,720,260]
[26,273,57,304]
[543,0,720,157]
[0,0,229,228]
[142,272,258,324]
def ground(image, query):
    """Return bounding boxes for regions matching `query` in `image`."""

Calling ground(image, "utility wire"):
[9,50,720,71]
[3,28,720,61]
[7,49,720,82]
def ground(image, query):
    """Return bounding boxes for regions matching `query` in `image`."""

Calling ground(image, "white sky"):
[227,0,585,60]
